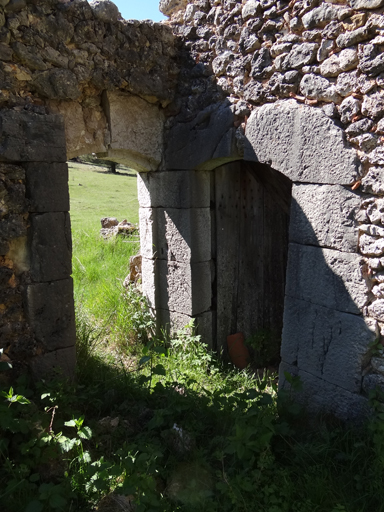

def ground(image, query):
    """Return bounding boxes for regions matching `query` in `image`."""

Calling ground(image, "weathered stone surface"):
[285,243,367,314]
[29,212,72,283]
[0,111,66,163]
[350,133,379,152]
[320,48,358,77]
[302,4,341,29]
[359,234,384,256]
[345,117,373,136]
[0,213,26,240]
[279,361,369,421]
[367,198,384,224]
[368,299,384,321]
[361,166,384,195]
[25,163,69,213]
[103,91,164,172]
[368,147,384,166]
[336,25,372,48]
[242,0,261,21]
[139,207,211,262]
[137,170,210,209]
[299,73,341,103]
[27,278,76,350]
[361,90,384,119]
[317,38,334,62]
[29,345,76,379]
[282,43,318,70]
[48,101,108,159]
[142,258,212,316]
[349,0,384,8]
[339,96,361,123]
[33,69,80,100]
[244,100,360,184]
[290,184,360,253]
[160,0,188,16]
[358,44,384,77]
[89,0,120,23]
[281,297,375,392]
[164,103,238,170]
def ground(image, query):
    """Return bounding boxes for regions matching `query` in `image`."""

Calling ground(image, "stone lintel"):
[137,169,210,209]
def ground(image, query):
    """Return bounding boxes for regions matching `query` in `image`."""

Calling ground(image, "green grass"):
[2,161,384,511]
[68,162,139,232]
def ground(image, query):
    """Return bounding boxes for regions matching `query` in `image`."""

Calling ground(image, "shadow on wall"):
[140,92,378,420]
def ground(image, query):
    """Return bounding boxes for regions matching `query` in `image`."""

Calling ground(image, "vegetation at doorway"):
[2,162,384,511]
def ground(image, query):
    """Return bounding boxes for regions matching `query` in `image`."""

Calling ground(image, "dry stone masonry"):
[2,0,384,419]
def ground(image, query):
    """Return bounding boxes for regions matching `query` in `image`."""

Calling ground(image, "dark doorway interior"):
[213,160,292,367]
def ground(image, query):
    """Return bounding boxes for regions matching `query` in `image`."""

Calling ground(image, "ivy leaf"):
[78,426,92,440]
[139,356,151,366]
[64,419,77,428]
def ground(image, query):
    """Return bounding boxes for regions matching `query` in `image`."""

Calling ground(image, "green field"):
[68,162,139,232]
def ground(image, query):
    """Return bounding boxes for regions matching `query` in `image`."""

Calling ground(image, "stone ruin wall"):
[0,0,179,375]
[2,0,384,417]
[148,0,384,417]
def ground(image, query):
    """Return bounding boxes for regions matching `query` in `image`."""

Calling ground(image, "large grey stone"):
[244,100,360,184]
[29,212,72,283]
[25,163,69,213]
[102,91,164,172]
[285,243,367,314]
[29,346,76,379]
[142,258,212,316]
[335,70,358,97]
[164,103,238,170]
[290,184,360,253]
[139,207,211,263]
[358,44,384,77]
[0,111,66,163]
[279,361,369,422]
[27,278,76,350]
[281,297,375,392]
[359,234,384,256]
[137,170,210,209]
[339,96,361,124]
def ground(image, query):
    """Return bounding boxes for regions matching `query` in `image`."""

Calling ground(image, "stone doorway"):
[213,161,292,367]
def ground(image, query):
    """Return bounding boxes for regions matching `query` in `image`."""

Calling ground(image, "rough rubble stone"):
[336,24,372,48]
[361,166,384,194]
[242,0,261,20]
[300,73,341,103]
[244,100,360,184]
[89,1,120,23]
[302,4,341,30]
[282,42,318,70]
[159,0,188,16]
[361,90,384,119]
[336,70,358,96]
[33,69,81,100]
[359,44,384,77]
[320,48,358,77]
[338,96,361,123]
[359,234,384,256]
[367,198,384,224]
[349,0,384,8]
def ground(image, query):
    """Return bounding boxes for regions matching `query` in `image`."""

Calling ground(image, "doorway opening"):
[213,160,292,368]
